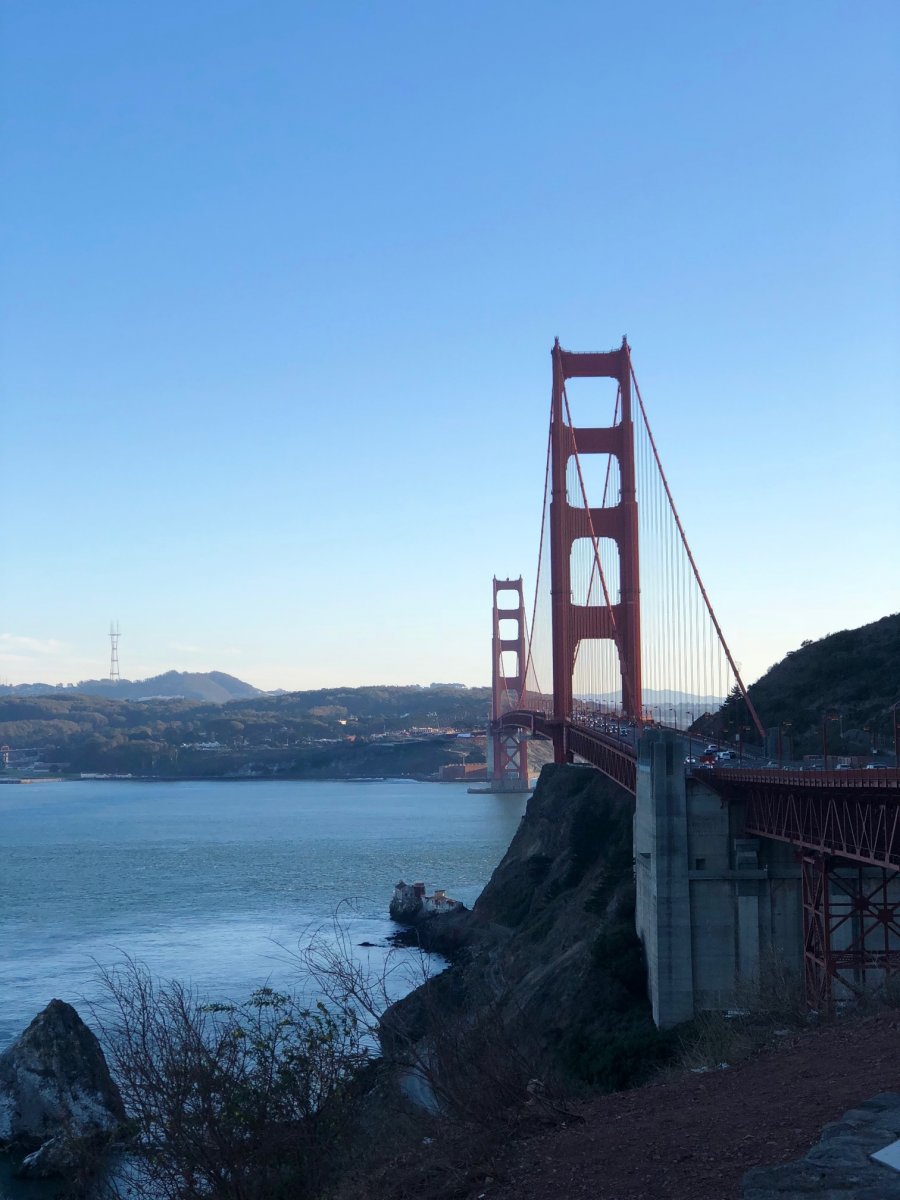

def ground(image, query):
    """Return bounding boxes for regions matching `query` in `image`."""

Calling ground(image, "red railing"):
[710,766,900,791]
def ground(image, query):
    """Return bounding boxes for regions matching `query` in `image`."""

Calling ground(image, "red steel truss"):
[802,854,900,1008]
[707,769,900,1007]
[728,771,900,869]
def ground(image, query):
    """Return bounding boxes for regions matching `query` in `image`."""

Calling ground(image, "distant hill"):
[0,670,263,704]
[717,612,900,752]
[0,683,492,778]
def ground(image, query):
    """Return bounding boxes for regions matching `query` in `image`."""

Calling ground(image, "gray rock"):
[805,1137,876,1168]
[743,1092,900,1198]
[858,1093,900,1113]
[0,999,125,1151]
[16,1135,79,1179]
[743,1160,867,1193]
[837,1109,877,1127]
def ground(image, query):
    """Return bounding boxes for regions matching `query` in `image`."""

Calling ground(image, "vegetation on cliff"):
[384,764,669,1094]
[715,612,900,753]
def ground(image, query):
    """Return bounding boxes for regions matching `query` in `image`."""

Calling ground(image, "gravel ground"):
[464,1014,900,1200]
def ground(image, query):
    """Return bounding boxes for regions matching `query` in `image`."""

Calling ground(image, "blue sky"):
[2,0,898,691]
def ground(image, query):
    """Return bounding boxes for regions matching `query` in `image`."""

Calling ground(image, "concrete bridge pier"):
[634,729,804,1029]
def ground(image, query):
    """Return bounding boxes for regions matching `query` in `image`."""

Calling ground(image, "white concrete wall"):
[636,730,803,1027]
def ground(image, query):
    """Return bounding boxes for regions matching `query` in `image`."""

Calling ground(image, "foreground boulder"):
[0,999,125,1175]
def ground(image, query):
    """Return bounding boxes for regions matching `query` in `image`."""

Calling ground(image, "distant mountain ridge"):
[0,670,263,704]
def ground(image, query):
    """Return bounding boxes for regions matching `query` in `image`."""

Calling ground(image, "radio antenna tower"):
[109,621,121,683]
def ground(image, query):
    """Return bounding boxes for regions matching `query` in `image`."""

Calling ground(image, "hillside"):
[346,763,900,1200]
[0,684,491,777]
[717,612,900,753]
[381,765,664,1093]
[0,670,263,703]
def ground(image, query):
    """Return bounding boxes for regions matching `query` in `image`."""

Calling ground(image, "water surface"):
[0,778,527,1048]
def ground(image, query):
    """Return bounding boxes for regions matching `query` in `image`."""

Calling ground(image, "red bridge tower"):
[550,338,642,761]
[489,577,530,790]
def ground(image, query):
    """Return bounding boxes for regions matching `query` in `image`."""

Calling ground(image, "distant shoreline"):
[2,773,458,786]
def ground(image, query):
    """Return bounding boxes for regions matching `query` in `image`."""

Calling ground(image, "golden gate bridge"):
[488,337,900,1010]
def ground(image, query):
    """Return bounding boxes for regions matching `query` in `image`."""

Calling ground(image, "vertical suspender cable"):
[632,367,764,740]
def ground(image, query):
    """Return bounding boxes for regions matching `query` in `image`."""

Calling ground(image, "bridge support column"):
[634,729,695,1028]
[551,723,571,765]
[636,732,805,1027]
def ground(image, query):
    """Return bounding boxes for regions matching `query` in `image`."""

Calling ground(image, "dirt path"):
[473,1015,900,1200]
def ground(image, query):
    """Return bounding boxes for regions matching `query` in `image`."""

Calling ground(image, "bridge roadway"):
[495,711,900,869]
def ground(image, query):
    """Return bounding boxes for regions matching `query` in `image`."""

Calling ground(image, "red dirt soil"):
[469,1014,900,1200]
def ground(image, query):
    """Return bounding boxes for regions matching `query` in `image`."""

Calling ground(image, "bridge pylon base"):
[487,728,530,792]
[802,854,900,1010]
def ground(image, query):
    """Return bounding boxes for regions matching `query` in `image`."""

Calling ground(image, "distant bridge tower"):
[109,621,121,683]
[550,338,642,761]
[489,577,530,790]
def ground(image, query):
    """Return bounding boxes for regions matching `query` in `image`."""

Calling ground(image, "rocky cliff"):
[383,763,668,1093]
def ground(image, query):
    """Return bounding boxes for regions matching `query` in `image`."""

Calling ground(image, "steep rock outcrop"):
[382,764,667,1091]
[0,998,125,1168]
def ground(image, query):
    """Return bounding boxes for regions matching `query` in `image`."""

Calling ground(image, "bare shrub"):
[677,953,808,1073]
[300,922,571,1132]
[92,957,370,1200]
[89,915,574,1200]
[736,950,806,1024]
[675,1009,754,1072]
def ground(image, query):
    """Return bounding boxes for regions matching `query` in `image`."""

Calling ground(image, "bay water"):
[0,777,527,1046]
[0,777,527,1196]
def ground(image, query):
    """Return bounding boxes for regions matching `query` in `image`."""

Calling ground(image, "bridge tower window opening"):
[499,649,522,685]
[569,536,620,607]
[559,374,622,433]
[565,452,621,510]
[572,638,623,726]
[497,617,519,643]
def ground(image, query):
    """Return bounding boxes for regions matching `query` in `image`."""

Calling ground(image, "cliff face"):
[384,764,667,1092]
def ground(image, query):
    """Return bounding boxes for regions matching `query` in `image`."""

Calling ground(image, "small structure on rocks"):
[390,880,466,923]
[0,998,125,1179]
